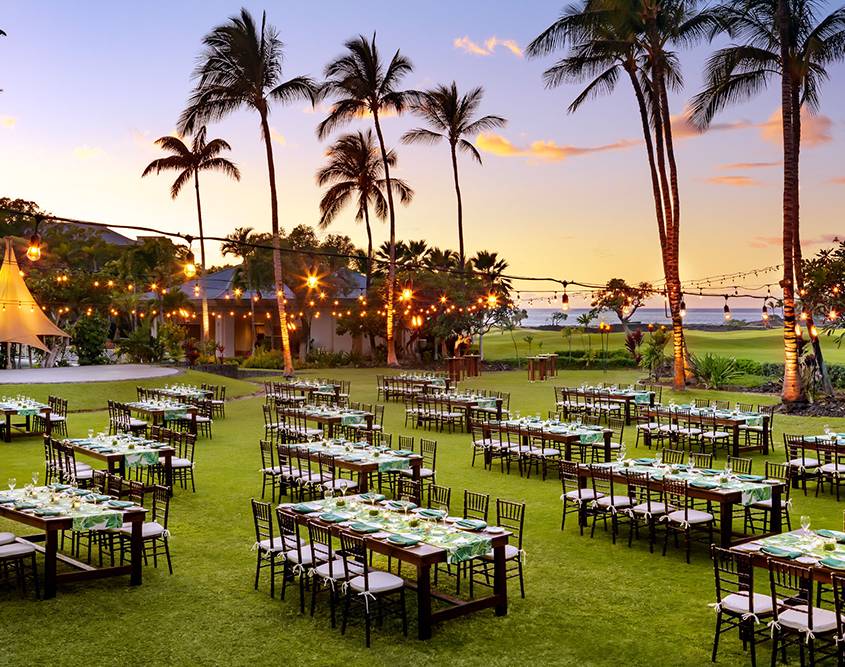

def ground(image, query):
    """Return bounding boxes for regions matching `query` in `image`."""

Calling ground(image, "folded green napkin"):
[98,448,115,453]
[320,512,344,523]
[393,450,414,457]
[387,534,420,546]
[819,556,845,570]
[50,484,70,491]
[35,508,61,516]
[342,456,363,462]
[13,502,37,510]
[817,529,845,542]
[290,503,319,513]
[418,508,445,519]
[456,519,487,531]
[359,493,385,503]
[72,489,91,496]
[0,497,15,503]
[349,522,380,533]
[736,474,765,482]
[387,500,417,510]
[760,545,802,559]
[107,500,134,509]
[634,458,654,465]
[700,469,723,475]
[690,480,719,490]
[87,494,111,503]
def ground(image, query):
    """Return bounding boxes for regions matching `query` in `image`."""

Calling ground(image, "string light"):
[26,232,41,261]
[679,299,686,318]
[723,296,731,320]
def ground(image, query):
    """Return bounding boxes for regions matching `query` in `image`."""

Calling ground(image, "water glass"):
[8,478,16,492]
[31,471,39,487]
[801,515,811,537]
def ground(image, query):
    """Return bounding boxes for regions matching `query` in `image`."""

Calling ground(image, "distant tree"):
[591,278,654,333]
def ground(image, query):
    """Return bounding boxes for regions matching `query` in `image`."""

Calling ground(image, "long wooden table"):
[282,506,510,639]
[129,403,198,436]
[281,408,373,440]
[272,381,340,402]
[568,388,655,425]
[0,500,146,599]
[577,464,786,549]
[481,421,614,462]
[69,441,176,491]
[732,530,845,583]
[1,404,52,443]
[642,407,770,456]
[418,395,503,433]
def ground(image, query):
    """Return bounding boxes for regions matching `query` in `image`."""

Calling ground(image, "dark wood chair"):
[662,479,714,563]
[470,498,526,598]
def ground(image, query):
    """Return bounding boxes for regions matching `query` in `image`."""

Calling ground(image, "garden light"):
[26,233,41,261]
[184,250,197,278]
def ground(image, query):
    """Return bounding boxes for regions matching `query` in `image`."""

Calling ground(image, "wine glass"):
[88,429,94,440]
[724,459,732,476]
[616,447,626,466]
[824,424,833,439]
[8,478,16,492]
[801,515,811,538]
[324,487,334,504]
[31,471,39,487]
[400,494,411,516]
[653,451,663,468]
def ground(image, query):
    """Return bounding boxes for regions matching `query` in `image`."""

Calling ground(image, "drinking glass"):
[324,487,334,504]
[616,448,626,466]
[8,478,16,492]
[31,471,39,487]
[724,460,732,476]
[801,515,811,537]
[88,429,94,440]
[654,451,663,467]
[400,494,411,516]
[824,424,833,438]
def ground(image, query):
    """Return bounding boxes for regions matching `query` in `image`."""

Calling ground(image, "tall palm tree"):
[319,33,415,367]
[178,8,317,377]
[471,250,512,291]
[527,0,710,390]
[222,226,263,355]
[688,0,845,402]
[141,126,240,342]
[401,82,507,268]
[315,130,414,290]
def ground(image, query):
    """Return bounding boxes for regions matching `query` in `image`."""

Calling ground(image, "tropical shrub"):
[70,313,110,365]
[691,353,742,389]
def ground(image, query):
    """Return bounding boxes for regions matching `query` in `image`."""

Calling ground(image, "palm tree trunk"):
[451,142,465,270]
[259,108,294,376]
[372,110,399,366]
[193,171,210,343]
[779,0,805,403]
[363,204,373,291]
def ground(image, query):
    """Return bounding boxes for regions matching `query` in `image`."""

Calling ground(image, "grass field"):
[480,327,845,365]
[1,367,843,667]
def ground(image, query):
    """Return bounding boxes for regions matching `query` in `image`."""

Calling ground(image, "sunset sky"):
[1,1,843,308]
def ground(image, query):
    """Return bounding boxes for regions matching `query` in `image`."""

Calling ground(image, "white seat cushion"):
[666,509,713,524]
[259,536,303,552]
[820,463,845,474]
[721,592,774,616]
[315,558,364,580]
[595,495,632,509]
[0,532,15,546]
[750,499,773,510]
[284,545,327,566]
[565,489,603,502]
[702,431,731,440]
[322,479,359,491]
[787,458,819,468]
[779,605,838,635]
[631,502,668,515]
[129,418,147,428]
[479,544,520,561]
[0,542,36,559]
[348,570,405,594]
[400,468,434,478]
[119,521,165,539]
[261,466,283,474]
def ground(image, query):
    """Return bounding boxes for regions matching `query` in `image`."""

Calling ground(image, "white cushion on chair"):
[595,495,632,509]
[778,606,838,635]
[259,536,303,552]
[0,542,36,559]
[322,479,359,491]
[400,468,434,478]
[702,431,731,440]
[666,509,713,524]
[315,558,363,580]
[720,592,774,616]
[564,489,603,502]
[787,458,819,468]
[119,521,165,538]
[129,418,147,428]
[479,544,520,561]
[0,532,16,546]
[347,570,404,594]
[631,502,668,515]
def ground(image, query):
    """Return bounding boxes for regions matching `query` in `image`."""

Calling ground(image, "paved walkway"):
[0,364,183,384]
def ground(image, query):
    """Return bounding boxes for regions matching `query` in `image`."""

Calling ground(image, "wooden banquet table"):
[1,402,52,443]
[280,407,373,440]
[128,402,198,436]
[271,381,340,402]
[68,439,176,491]
[568,388,655,425]
[641,406,770,456]
[0,497,146,599]
[417,395,503,432]
[281,504,510,639]
[481,420,614,462]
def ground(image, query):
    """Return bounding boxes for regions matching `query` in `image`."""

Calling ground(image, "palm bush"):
[690,353,742,389]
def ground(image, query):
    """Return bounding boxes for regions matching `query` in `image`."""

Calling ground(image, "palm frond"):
[399,127,445,146]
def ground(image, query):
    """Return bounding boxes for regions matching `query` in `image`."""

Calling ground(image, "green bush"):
[116,320,165,364]
[691,353,742,389]
[306,347,346,368]
[70,314,110,365]
[242,349,286,369]
[225,357,243,365]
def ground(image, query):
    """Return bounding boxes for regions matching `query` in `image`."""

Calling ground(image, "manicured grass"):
[1,368,843,667]
[0,370,259,412]
[479,327,845,365]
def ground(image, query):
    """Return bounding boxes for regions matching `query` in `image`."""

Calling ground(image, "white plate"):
[797,556,819,565]
[486,526,505,534]
[445,516,462,523]
[372,532,390,539]
[763,479,781,484]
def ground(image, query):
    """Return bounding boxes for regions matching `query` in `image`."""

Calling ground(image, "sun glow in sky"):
[1,1,843,307]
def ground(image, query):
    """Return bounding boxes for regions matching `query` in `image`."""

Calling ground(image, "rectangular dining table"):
[642,407,770,456]
[68,439,176,492]
[0,499,146,599]
[282,407,373,440]
[420,395,503,432]
[577,463,786,549]
[1,403,52,443]
[281,505,510,639]
[272,381,340,403]
[569,388,655,425]
[731,529,845,584]
[480,420,614,462]
[128,402,198,436]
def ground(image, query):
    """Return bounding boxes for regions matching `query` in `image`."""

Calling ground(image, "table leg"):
[732,425,740,457]
[327,422,335,439]
[624,401,632,426]
[44,529,58,599]
[769,489,783,534]
[719,501,733,549]
[496,402,503,422]
[164,455,174,495]
[358,471,369,494]
[763,416,770,455]
[464,407,471,434]
[417,563,432,640]
[493,544,508,617]
[191,412,197,436]
[130,520,143,586]
[44,409,52,438]
[4,413,10,442]
[602,432,611,463]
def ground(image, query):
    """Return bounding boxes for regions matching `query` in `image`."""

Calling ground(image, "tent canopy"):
[0,237,69,351]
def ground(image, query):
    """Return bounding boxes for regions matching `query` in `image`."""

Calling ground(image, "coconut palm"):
[527,0,712,390]
[319,33,415,367]
[471,250,512,291]
[401,82,507,268]
[315,130,414,290]
[688,0,845,401]
[142,126,240,342]
[178,8,317,376]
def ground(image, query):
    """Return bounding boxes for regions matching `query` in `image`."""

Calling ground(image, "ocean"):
[519,307,770,328]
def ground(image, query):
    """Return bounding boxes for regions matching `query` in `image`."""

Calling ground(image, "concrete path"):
[0,364,183,384]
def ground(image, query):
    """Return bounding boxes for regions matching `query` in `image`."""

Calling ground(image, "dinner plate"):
[486,526,506,534]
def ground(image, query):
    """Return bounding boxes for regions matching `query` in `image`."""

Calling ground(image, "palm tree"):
[222,227,263,355]
[315,130,414,290]
[471,250,511,290]
[141,126,240,343]
[178,8,317,377]
[688,0,845,402]
[527,0,710,390]
[319,33,415,367]
[401,82,507,268]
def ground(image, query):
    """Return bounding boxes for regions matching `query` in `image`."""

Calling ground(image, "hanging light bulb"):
[561,293,569,312]
[680,299,687,318]
[762,303,769,320]
[26,232,41,261]
[306,275,318,289]
[401,278,413,301]
[724,296,731,320]
[184,250,197,278]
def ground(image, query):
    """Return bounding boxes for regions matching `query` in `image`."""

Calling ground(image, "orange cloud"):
[758,109,834,147]
[714,161,781,170]
[751,234,841,248]
[699,175,766,187]
[74,146,105,160]
[454,36,522,57]
[825,177,845,184]
[671,115,755,140]
[0,114,17,129]
[475,133,639,163]
[269,126,286,146]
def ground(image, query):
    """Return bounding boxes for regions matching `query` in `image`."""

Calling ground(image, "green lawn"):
[480,327,845,365]
[1,368,843,666]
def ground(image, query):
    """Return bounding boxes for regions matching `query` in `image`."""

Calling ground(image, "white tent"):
[0,237,69,358]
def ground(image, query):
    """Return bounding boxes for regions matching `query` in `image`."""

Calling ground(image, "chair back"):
[339,530,369,588]
[463,490,490,521]
[275,508,306,564]
[662,479,691,521]
[397,478,421,506]
[398,435,414,452]
[714,400,730,411]
[182,433,196,463]
[768,560,814,627]
[420,439,437,470]
[151,485,169,528]
[607,417,625,445]
[690,452,714,469]
[373,404,385,428]
[662,448,686,466]
[260,439,275,471]
[128,479,145,505]
[711,545,756,611]
[307,520,334,572]
[427,484,451,511]
[726,456,752,475]
[107,473,124,498]
[496,499,525,549]
[252,499,274,544]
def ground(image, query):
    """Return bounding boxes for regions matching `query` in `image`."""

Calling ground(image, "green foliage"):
[69,313,110,365]
[157,321,188,361]
[242,349,287,369]
[641,327,670,381]
[691,353,742,389]
[116,319,164,363]
[306,347,346,368]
